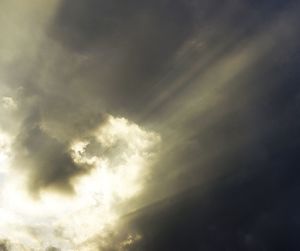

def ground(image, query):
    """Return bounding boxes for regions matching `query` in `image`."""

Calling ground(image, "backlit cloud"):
[0,116,160,250]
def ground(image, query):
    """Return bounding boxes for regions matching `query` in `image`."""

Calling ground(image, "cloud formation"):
[0,0,300,250]
[0,116,160,250]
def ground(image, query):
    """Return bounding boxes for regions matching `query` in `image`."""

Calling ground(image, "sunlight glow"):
[0,116,160,250]
[0,131,12,173]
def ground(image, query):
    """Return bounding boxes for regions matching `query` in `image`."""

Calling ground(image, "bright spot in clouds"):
[1,96,17,111]
[0,131,12,173]
[0,116,160,250]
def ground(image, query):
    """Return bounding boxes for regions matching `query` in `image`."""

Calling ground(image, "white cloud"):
[0,116,160,250]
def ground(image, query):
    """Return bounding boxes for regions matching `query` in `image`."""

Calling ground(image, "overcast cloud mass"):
[0,0,300,250]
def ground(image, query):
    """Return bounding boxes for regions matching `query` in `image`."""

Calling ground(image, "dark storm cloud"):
[49,0,196,117]
[38,0,290,138]
[81,1,300,250]
[125,160,300,251]
[133,0,300,205]
[47,0,298,123]
[125,61,300,250]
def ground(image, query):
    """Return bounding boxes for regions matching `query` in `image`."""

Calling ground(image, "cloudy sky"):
[0,0,300,250]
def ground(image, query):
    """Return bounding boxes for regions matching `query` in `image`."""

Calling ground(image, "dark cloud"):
[12,89,107,195]
[46,247,61,251]
[48,0,196,118]
[69,1,300,250]
[13,116,83,195]
[0,241,8,251]
[125,166,300,251]
[124,74,300,250]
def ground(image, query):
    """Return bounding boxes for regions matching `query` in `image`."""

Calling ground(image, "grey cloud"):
[5,0,196,196]
[10,77,108,195]
[46,247,61,251]
[10,57,108,195]
[13,112,86,196]
[0,241,8,251]
[47,0,196,118]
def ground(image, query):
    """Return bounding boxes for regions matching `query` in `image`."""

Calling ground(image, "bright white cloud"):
[0,116,160,250]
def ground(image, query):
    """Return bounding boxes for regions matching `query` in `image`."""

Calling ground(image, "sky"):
[0,0,300,250]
